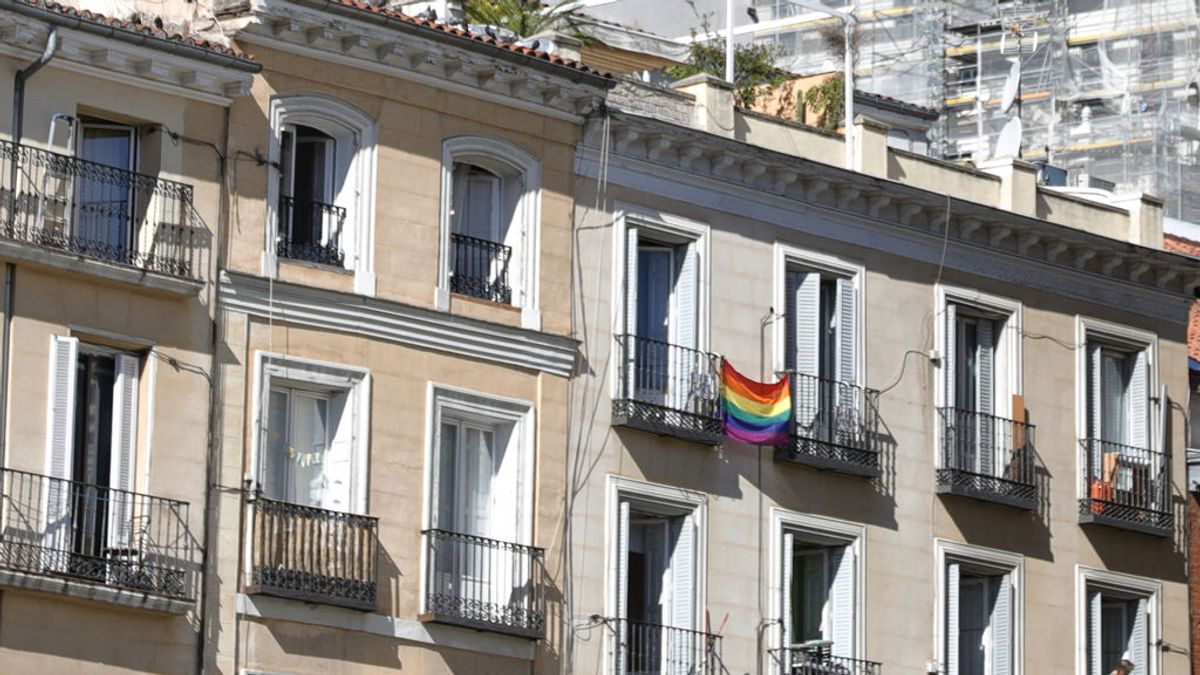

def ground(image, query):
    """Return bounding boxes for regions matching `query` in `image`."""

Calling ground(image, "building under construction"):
[584,0,1200,223]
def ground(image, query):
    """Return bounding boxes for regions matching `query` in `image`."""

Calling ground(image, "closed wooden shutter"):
[828,544,856,659]
[944,303,957,410]
[43,335,78,571]
[793,272,820,432]
[670,513,696,632]
[107,353,139,550]
[615,500,631,674]
[835,277,856,386]
[673,242,699,412]
[1129,349,1149,450]
[781,531,795,667]
[623,227,639,401]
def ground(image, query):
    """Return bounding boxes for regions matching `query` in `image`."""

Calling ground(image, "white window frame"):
[437,136,542,330]
[772,243,865,378]
[247,351,372,514]
[604,476,707,636]
[934,539,1025,675]
[934,284,1023,415]
[265,94,378,296]
[1074,316,1160,497]
[769,508,867,661]
[610,203,710,396]
[1074,566,1162,675]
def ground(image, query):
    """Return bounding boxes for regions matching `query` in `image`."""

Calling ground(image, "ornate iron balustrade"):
[449,232,512,304]
[936,408,1037,510]
[246,495,379,610]
[0,140,202,280]
[776,372,882,477]
[1079,438,1172,536]
[0,468,193,599]
[421,528,545,638]
[276,196,346,267]
[612,334,723,445]
[769,643,883,675]
[608,618,723,675]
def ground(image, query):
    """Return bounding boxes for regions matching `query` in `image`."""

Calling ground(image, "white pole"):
[843,17,854,169]
[725,0,735,83]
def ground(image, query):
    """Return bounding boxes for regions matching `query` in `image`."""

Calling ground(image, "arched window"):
[267,94,377,295]
[438,136,541,329]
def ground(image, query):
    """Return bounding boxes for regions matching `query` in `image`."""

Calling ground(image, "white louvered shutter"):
[43,335,78,571]
[793,272,821,432]
[946,562,961,675]
[673,242,699,412]
[671,513,696,631]
[944,303,957,409]
[324,391,354,513]
[1128,597,1148,674]
[107,354,139,550]
[976,318,995,476]
[784,272,801,371]
[615,501,631,674]
[624,227,639,402]
[828,545,856,659]
[1088,343,1103,479]
[781,532,795,663]
[1129,349,1149,450]
[834,278,858,446]
[991,572,1013,675]
[1089,589,1103,675]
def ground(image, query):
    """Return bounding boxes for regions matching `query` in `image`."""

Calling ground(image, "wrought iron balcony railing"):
[450,232,513,304]
[0,468,193,600]
[776,372,882,477]
[937,408,1037,510]
[609,618,722,675]
[276,196,345,267]
[246,495,379,610]
[612,334,723,445]
[0,140,202,280]
[769,642,883,675]
[1079,438,1172,536]
[421,528,545,638]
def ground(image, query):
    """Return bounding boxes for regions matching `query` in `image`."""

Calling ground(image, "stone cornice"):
[589,111,1200,299]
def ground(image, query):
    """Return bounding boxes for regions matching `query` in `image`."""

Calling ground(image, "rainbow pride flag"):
[721,361,792,445]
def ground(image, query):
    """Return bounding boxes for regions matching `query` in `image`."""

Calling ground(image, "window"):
[253,353,370,515]
[267,95,377,294]
[937,541,1023,675]
[439,136,541,328]
[77,121,136,261]
[1087,342,1148,450]
[1078,568,1159,675]
[45,336,141,571]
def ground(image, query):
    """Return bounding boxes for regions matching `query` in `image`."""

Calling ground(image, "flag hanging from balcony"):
[721,360,791,445]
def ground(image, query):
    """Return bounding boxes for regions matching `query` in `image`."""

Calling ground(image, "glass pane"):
[78,126,133,254]
[1101,350,1130,444]
[628,518,668,625]
[637,248,673,343]
[436,421,458,530]
[463,168,500,241]
[287,393,328,507]
[1100,601,1130,673]
[792,549,825,642]
[955,316,979,411]
[958,578,988,675]
[263,389,290,501]
[460,427,495,536]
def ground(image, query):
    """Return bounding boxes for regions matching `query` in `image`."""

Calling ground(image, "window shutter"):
[43,335,78,571]
[324,391,354,513]
[976,318,995,476]
[615,500,631,674]
[828,544,856,659]
[944,303,957,409]
[623,227,639,402]
[670,513,696,631]
[793,272,820,378]
[781,532,795,659]
[673,242,699,413]
[107,354,139,550]
[784,272,801,371]
[835,277,857,386]
[1129,349,1148,449]
[991,572,1013,675]
[946,562,961,675]
[1089,589,1103,675]
[1128,597,1148,674]
[1088,343,1103,476]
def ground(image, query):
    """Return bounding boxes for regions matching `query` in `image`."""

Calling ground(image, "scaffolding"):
[746,0,1200,223]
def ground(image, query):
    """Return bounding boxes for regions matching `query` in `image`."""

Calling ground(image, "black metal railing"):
[276,196,345,267]
[450,232,512,304]
[937,408,1037,509]
[769,643,882,675]
[0,468,193,599]
[778,372,882,476]
[0,140,202,279]
[423,528,545,638]
[609,618,722,674]
[613,334,723,444]
[246,495,378,610]
[1079,438,1171,535]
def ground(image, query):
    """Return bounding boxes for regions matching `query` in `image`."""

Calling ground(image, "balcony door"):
[1086,342,1151,501]
[262,385,353,512]
[946,308,998,475]
[1087,589,1147,675]
[785,268,857,443]
[279,124,340,261]
[945,563,1013,675]
[44,336,139,574]
[780,532,856,662]
[76,123,135,260]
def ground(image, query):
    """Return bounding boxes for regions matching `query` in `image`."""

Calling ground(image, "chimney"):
[1111,192,1165,248]
[977,156,1039,218]
[852,114,889,178]
[671,74,735,138]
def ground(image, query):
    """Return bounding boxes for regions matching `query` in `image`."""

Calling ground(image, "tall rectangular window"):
[942,557,1017,675]
[1086,586,1149,675]
[77,121,136,260]
[780,533,856,658]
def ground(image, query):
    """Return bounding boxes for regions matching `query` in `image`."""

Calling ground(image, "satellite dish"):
[1001,58,1021,113]
[994,116,1023,159]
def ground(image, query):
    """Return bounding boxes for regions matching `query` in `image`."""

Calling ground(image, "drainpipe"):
[12,26,59,144]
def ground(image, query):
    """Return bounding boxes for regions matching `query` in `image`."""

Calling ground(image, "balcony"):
[936,408,1038,510]
[0,140,203,282]
[608,618,722,674]
[769,642,882,675]
[775,373,882,478]
[421,528,545,638]
[245,495,379,610]
[276,196,345,267]
[612,334,723,445]
[450,232,512,304]
[1078,438,1172,537]
[0,468,193,611]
